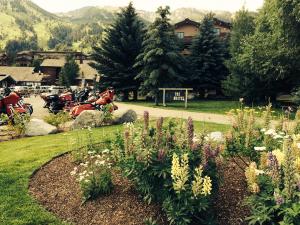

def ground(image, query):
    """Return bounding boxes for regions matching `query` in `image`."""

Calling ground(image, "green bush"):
[70,148,113,202]
[9,111,30,137]
[44,111,72,127]
[225,102,300,224]
[110,113,220,225]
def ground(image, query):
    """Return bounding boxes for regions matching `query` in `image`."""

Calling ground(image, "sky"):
[31,0,264,13]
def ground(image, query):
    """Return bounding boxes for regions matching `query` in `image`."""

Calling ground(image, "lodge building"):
[0,51,97,88]
[174,18,231,55]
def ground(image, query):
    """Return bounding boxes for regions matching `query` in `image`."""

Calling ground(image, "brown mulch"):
[29,154,250,225]
[29,154,167,225]
[215,158,250,225]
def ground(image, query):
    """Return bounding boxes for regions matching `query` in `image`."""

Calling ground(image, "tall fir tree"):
[59,55,79,87]
[188,14,227,95]
[134,6,184,105]
[91,2,144,100]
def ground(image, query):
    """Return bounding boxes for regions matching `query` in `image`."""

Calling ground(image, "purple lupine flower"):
[124,129,130,154]
[187,117,194,149]
[297,181,300,192]
[202,144,220,167]
[191,142,200,151]
[274,192,284,205]
[157,149,166,161]
[267,152,280,183]
[144,111,149,131]
[156,117,163,147]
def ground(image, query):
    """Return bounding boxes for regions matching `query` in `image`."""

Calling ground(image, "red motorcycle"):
[70,88,118,118]
[0,89,33,121]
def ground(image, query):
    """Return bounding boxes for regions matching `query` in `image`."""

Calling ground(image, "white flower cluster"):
[261,129,286,139]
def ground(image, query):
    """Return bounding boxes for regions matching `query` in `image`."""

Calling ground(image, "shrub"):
[0,113,9,125]
[245,136,300,224]
[71,149,113,202]
[110,113,220,225]
[224,102,300,224]
[9,111,30,137]
[69,127,113,201]
[44,111,72,127]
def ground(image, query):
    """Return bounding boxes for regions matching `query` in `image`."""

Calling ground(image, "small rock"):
[206,131,224,142]
[114,110,137,124]
[58,121,74,132]
[25,119,58,136]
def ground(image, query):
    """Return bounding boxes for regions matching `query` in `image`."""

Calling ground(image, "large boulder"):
[114,109,137,124]
[71,110,104,130]
[25,119,58,136]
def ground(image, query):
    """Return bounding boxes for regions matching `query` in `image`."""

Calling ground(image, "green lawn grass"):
[0,121,229,224]
[122,100,287,117]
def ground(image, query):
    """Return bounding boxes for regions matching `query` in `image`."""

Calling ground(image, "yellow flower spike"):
[272,149,285,166]
[295,157,300,174]
[260,152,269,170]
[191,165,204,197]
[171,153,189,193]
[245,162,257,189]
[251,183,260,193]
[201,176,212,196]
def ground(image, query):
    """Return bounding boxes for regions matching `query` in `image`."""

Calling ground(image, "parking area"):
[24,95,50,119]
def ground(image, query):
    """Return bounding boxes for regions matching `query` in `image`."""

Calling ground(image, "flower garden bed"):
[28,104,300,225]
[29,153,168,225]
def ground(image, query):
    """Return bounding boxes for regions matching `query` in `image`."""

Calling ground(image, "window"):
[214,28,220,36]
[176,32,184,39]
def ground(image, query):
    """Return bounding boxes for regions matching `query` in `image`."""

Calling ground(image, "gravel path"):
[115,102,231,125]
[24,95,50,119]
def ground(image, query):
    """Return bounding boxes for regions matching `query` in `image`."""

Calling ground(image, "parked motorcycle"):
[41,88,90,114]
[70,88,118,118]
[0,88,33,123]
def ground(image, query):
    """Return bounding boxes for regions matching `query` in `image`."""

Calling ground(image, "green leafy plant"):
[110,113,220,225]
[71,149,113,202]
[44,111,72,127]
[8,111,30,137]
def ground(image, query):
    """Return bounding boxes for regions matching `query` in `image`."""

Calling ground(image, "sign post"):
[159,88,193,108]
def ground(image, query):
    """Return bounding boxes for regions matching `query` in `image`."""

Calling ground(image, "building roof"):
[41,58,66,67]
[40,58,99,80]
[174,18,231,29]
[0,67,44,82]
[0,74,16,83]
[213,18,231,29]
[174,18,200,28]
[77,60,98,80]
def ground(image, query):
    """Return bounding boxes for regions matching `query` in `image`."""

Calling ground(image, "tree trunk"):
[154,93,159,106]
[133,90,138,101]
[123,91,129,101]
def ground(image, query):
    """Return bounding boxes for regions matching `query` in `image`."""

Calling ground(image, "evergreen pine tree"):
[91,2,144,100]
[188,14,226,95]
[134,6,184,105]
[59,55,79,87]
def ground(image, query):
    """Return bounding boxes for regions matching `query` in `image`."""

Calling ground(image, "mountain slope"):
[0,0,63,49]
[58,6,233,24]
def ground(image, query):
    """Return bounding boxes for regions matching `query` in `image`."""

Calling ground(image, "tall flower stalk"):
[156,117,163,147]
[144,111,149,132]
[187,117,194,149]
[283,138,296,200]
